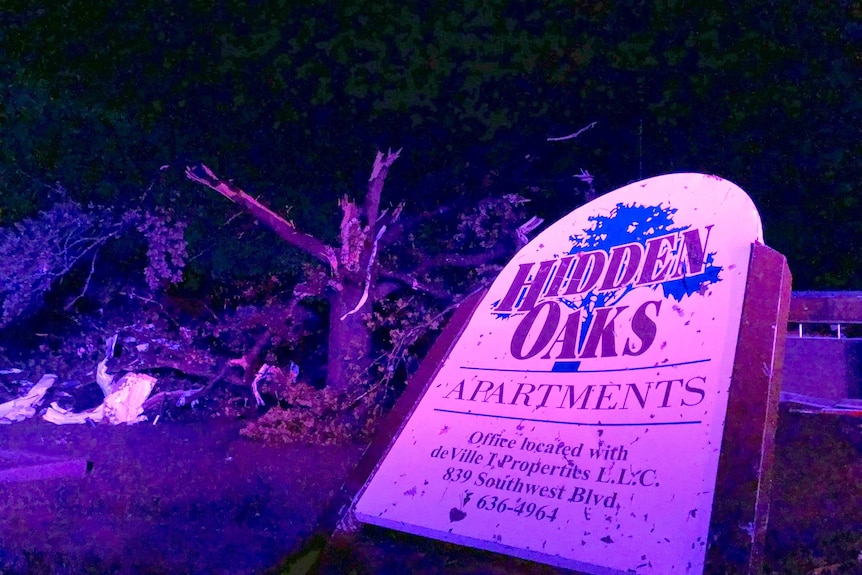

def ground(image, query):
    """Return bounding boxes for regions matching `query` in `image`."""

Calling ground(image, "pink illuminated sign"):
[354,173,763,574]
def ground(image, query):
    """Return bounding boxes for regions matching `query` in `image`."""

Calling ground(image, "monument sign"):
[352,173,784,574]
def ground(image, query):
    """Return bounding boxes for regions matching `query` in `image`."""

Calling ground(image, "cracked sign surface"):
[354,173,762,575]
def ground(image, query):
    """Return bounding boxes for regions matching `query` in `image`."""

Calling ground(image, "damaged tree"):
[185,150,540,395]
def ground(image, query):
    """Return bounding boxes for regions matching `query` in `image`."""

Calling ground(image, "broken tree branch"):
[64,245,101,311]
[516,216,544,247]
[339,196,364,273]
[547,121,598,142]
[227,327,273,374]
[365,148,401,228]
[185,164,338,272]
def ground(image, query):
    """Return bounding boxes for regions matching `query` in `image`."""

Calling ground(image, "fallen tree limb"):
[185,164,338,272]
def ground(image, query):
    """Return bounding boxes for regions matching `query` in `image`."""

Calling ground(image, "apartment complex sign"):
[354,173,763,574]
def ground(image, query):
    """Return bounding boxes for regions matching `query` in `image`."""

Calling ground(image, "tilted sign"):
[354,173,764,574]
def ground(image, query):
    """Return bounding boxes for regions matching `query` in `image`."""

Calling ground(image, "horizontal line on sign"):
[433,408,702,427]
[459,358,711,374]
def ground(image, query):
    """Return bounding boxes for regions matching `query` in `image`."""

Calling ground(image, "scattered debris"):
[104,372,158,423]
[43,402,104,425]
[240,380,381,446]
[0,375,57,424]
[251,361,300,406]
[31,332,159,425]
[44,372,157,425]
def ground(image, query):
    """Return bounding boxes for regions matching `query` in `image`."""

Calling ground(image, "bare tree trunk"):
[327,283,374,392]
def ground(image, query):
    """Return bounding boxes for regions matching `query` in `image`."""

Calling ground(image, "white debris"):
[43,403,104,425]
[44,373,156,425]
[103,373,156,424]
[0,374,57,424]
[96,333,119,396]
[250,363,271,407]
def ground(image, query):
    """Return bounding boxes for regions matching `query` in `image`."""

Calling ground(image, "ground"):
[0,417,363,575]
[0,407,859,575]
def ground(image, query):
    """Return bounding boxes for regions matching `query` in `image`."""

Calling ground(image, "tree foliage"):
[184,150,544,394]
[0,198,188,329]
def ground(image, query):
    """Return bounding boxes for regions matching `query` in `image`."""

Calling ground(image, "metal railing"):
[789,291,862,338]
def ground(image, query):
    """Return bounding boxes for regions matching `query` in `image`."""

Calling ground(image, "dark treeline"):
[1,0,859,289]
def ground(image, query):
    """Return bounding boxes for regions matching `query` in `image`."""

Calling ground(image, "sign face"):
[354,174,763,575]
